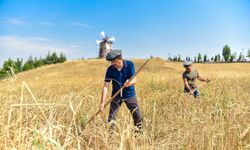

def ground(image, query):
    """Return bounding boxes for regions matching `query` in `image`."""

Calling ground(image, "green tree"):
[173,56,178,61]
[0,69,6,79]
[237,55,241,62]
[15,58,23,73]
[194,56,197,63]
[0,58,17,78]
[1,52,67,79]
[177,54,181,62]
[185,56,191,61]
[51,52,59,64]
[230,52,237,62]
[58,53,67,63]
[23,56,35,71]
[238,52,244,62]
[222,45,231,62]
[214,55,218,62]
[211,57,214,62]
[197,53,202,63]
[34,57,44,68]
[247,49,250,61]
[203,54,207,62]
[218,54,221,62]
[45,52,53,64]
[168,53,172,61]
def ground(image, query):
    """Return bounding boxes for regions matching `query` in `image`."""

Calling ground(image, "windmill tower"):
[96,31,115,59]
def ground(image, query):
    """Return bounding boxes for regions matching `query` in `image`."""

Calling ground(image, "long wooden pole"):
[191,81,207,93]
[84,58,151,126]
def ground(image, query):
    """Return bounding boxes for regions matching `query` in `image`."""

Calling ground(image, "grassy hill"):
[0,58,249,149]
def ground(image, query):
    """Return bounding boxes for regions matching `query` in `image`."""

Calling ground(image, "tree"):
[44,51,66,64]
[51,52,59,64]
[168,53,172,61]
[58,53,67,63]
[185,56,191,61]
[177,54,181,62]
[173,56,178,61]
[238,52,244,62]
[34,57,44,67]
[203,54,207,62]
[23,56,35,71]
[197,53,202,63]
[230,52,237,62]
[194,56,197,63]
[218,54,221,62]
[0,52,67,79]
[0,69,6,79]
[0,58,18,78]
[15,58,23,73]
[214,55,218,62]
[247,49,250,61]
[237,53,243,62]
[214,54,221,63]
[222,45,231,62]
[45,52,53,64]
[211,57,214,62]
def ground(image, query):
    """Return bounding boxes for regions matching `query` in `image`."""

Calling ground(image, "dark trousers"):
[108,96,143,127]
[184,87,199,98]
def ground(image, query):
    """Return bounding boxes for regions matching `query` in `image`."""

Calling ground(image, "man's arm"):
[195,69,209,82]
[100,82,110,111]
[130,77,136,86]
[124,77,136,87]
[183,78,193,94]
[124,61,136,88]
[197,75,210,82]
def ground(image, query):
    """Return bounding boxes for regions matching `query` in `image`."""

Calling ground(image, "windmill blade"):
[96,40,103,44]
[100,31,105,38]
[108,37,116,41]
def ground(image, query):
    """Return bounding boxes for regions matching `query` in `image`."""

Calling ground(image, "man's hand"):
[124,79,131,88]
[124,77,136,88]
[189,91,194,95]
[100,82,109,112]
[100,102,105,111]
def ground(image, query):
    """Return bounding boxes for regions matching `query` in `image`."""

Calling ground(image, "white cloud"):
[0,18,26,25]
[37,22,54,26]
[0,18,92,29]
[69,22,91,29]
[0,18,55,27]
[0,35,89,65]
[8,18,25,25]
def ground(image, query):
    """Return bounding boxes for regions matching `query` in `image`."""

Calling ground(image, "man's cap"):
[183,61,192,67]
[106,49,122,61]
[107,41,113,44]
[103,38,113,44]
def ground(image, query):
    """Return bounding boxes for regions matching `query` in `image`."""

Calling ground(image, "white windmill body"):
[96,31,115,59]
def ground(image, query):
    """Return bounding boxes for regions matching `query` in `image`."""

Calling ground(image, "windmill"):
[96,31,115,59]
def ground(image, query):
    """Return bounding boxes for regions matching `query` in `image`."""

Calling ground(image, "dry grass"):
[0,58,249,149]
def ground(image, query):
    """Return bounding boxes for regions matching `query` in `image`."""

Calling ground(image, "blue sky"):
[0,0,250,65]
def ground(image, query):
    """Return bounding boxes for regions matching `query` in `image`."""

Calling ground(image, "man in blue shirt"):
[100,50,143,133]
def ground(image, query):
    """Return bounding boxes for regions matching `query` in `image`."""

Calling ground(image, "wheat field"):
[0,58,249,149]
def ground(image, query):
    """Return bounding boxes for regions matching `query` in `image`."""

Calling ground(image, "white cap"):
[183,61,192,67]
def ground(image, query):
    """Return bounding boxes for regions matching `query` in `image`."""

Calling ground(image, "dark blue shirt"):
[105,60,136,99]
